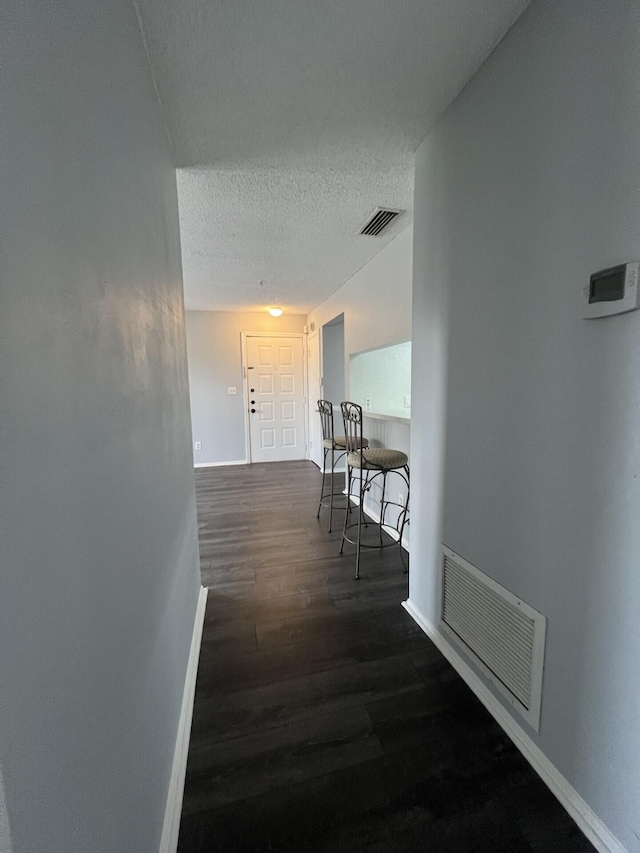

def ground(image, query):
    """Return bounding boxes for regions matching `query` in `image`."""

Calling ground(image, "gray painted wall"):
[0,766,11,853]
[1,2,201,851]
[186,310,305,464]
[321,317,345,433]
[410,1,640,849]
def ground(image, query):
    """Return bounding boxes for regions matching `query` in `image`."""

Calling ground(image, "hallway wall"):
[307,227,413,537]
[0,2,201,851]
[410,0,640,849]
[186,310,306,465]
[0,766,10,853]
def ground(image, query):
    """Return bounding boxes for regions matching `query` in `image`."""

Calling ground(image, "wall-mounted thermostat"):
[582,262,640,319]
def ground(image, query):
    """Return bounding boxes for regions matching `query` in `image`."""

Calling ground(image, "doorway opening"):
[322,314,345,445]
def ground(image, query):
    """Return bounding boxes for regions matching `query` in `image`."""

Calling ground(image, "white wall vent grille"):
[440,546,546,730]
[359,208,402,236]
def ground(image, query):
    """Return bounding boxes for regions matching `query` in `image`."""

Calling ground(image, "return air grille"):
[359,208,402,236]
[440,546,546,730]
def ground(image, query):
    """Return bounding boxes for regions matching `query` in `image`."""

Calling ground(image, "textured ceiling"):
[136,0,531,313]
[176,160,413,314]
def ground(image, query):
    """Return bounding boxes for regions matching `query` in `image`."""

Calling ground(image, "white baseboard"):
[309,459,347,474]
[194,460,247,468]
[159,586,208,853]
[402,598,627,853]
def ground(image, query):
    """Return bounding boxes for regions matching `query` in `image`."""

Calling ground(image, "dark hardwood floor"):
[178,461,595,853]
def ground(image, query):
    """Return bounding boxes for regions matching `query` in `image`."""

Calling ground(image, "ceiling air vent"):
[359,207,402,236]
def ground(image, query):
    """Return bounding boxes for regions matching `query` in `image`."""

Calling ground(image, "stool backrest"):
[340,401,364,457]
[317,399,334,443]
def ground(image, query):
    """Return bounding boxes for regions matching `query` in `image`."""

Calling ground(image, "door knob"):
[251,408,256,413]
[251,400,255,404]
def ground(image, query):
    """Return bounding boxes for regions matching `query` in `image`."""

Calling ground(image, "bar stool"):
[339,401,410,579]
[316,400,368,532]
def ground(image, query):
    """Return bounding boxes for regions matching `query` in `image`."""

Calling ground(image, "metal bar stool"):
[339,401,410,579]
[316,400,368,532]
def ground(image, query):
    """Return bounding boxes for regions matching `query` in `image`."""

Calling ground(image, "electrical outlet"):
[404,395,411,408]
[364,397,372,411]
[228,386,237,395]
[194,441,202,451]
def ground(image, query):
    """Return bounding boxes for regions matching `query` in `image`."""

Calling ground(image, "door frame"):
[307,328,322,469]
[240,331,309,464]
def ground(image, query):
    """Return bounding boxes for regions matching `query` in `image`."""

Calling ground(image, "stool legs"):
[329,446,335,531]
[341,464,410,580]
[317,446,329,520]
[318,445,346,533]
[339,466,349,556]
[355,471,371,580]
[398,464,410,573]
[340,464,355,557]
[340,467,369,580]
[378,470,387,547]
[340,465,368,580]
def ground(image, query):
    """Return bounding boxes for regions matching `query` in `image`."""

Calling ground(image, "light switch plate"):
[228,386,237,395]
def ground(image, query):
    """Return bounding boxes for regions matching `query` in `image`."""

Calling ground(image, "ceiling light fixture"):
[268,307,283,317]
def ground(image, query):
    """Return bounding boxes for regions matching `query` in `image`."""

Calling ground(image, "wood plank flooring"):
[178,461,595,853]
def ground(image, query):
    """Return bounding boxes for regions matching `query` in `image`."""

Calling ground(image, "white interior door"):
[246,335,306,463]
[307,331,322,469]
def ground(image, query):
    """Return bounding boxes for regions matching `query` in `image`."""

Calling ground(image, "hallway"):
[178,462,594,853]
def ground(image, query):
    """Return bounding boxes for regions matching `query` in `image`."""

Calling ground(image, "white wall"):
[350,341,411,418]
[308,227,413,535]
[410,1,640,850]
[186,310,305,464]
[308,225,413,361]
[0,2,201,851]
